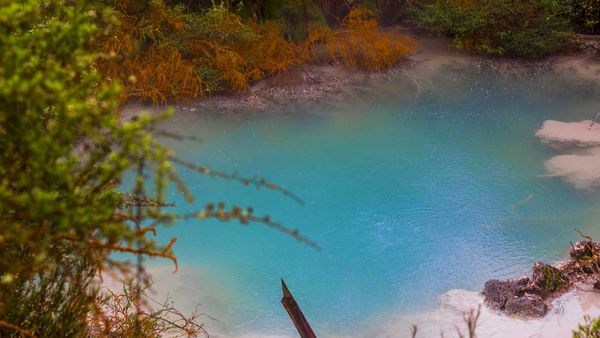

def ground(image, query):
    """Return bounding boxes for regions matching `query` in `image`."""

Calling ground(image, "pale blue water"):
[149,68,600,336]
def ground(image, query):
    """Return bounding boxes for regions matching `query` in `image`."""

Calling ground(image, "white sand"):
[536,120,600,190]
[543,147,600,190]
[363,287,600,338]
[536,120,600,149]
[106,265,600,338]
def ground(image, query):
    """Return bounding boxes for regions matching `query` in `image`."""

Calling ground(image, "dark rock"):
[482,280,509,310]
[560,260,594,281]
[530,262,568,295]
[482,277,530,310]
[482,241,600,319]
[504,293,547,318]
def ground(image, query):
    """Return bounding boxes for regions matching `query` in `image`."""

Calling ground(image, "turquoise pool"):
[149,68,600,336]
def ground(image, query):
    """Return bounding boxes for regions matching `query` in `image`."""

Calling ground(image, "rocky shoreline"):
[483,240,600,319]
[189,40,599,115]
[121,34,600,117]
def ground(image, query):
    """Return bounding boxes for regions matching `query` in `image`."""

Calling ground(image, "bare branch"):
[169,156,305,205]
[0,320,35,338]
[177,203,320,250]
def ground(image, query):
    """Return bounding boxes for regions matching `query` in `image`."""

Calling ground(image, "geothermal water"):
[144,68,600,337]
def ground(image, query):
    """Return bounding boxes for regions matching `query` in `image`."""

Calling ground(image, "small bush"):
[574,314,600,337]
[97,2,418,103]
[571,0,600,34]
[89,280,207,337]
[408,0,573,57]
[309,7,416,71]
[96,0,204,102]
[184,6,298,91]
[97,3,299,103]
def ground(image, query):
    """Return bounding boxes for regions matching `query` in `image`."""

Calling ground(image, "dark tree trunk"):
[377,0,408,26]
[314,0,352,27]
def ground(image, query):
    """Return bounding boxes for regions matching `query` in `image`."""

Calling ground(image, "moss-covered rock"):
[531,262,568,294]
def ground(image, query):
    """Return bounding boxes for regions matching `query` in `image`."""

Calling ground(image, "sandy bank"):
[194,35,600,114]
[363,287,600,338]
[108,263,600,338]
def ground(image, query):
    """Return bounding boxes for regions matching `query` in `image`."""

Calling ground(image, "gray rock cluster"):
[482,263,567,318]
[482,240,600,318]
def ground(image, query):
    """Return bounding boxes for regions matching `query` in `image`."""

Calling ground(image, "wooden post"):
[280,279,317,338]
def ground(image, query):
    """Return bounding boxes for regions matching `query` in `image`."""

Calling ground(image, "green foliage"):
[0,0,178,334]
[571,0,600,34]
[1,2,315,335]
[2,255,96,337]
[574,315,600,337]
[543,265,566,291]
[187,5,258,44]
[261,0,328,40]
[408,0,573,56]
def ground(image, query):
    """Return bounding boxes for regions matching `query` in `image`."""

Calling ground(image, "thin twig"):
[169,156,305,205]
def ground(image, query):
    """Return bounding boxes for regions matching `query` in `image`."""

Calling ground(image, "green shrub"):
[262,0,328,40]
[571,0,600,34]
[574,314,600,337]
[0,0,178,334]
[408,0,573,56]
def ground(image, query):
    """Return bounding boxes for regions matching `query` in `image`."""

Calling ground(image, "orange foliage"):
[97,4,415,103]
[97,3,300,103]
[89,280,208,338]
[243,22,299,79]
[185,15,298,91]
[314,7,417,71]
[96,1,203,103]
[99,44,203,103]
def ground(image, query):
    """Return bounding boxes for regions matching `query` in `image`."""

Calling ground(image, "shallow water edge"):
[120,35,600,119]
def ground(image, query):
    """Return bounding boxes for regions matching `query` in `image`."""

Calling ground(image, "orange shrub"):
[97,3,299,103]
[184,13,298,91]
[96,1,204,103]
[96,3,416,104]
[319,7,417,71]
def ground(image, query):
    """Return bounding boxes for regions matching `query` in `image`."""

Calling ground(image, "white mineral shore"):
[537,120,600,190]
[543,147,600,190]
[362,287,600,338]
[536,120,600,149]
[108,265,600,338]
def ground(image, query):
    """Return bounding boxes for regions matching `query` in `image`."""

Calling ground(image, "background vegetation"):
[96,0,416,103]
[407,0,573,56]
[571,0,600,34]
[94,0,600,103]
